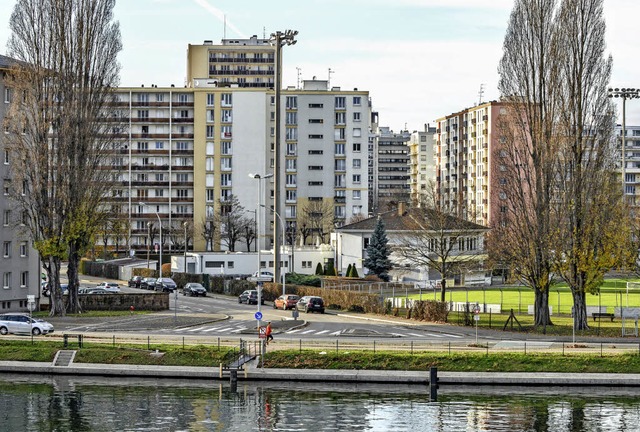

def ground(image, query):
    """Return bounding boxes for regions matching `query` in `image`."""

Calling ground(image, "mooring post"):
[429,367,438,402]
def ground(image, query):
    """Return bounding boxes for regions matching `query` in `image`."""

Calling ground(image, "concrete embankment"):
[2,360,640,387]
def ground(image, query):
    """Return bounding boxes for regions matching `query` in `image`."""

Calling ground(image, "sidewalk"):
[2,358,640,386]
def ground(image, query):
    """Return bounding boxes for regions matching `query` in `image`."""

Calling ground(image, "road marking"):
[286,329,302,334]
[329,330,342,336]
[187,327,207,332]
[230,327,247,333]
[201,327,222,332]
[390,333,406,337]
[214,327,234,333]
[299,329,316,334]
[314,330,330,335]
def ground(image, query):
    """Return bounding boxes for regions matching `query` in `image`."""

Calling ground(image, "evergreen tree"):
[350,264,359,278]
[315,262,324,275]
[345,264,352,277]
[364,217,392,281]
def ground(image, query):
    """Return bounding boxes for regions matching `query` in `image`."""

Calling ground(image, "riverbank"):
[3,358,640,387]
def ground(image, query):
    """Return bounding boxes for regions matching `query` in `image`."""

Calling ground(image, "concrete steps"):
[53,350,76,367]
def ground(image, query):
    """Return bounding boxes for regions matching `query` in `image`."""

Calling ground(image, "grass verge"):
[263,349,640,373]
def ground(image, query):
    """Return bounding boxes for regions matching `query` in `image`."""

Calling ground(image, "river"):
[1,374,639,431]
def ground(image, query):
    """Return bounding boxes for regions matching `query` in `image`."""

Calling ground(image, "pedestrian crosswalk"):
[161,323,463,339]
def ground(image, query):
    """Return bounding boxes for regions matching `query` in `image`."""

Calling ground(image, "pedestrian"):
[265,321,273,345]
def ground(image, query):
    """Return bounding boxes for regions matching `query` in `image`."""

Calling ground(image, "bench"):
[592,312,614,322]
[63,333,84,348]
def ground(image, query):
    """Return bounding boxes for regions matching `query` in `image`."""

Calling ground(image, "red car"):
[273,294,300,310]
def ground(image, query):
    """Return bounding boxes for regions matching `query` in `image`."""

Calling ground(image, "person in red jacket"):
[265,322,274,345]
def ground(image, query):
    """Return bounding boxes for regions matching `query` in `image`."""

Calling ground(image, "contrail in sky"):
[193,0,248,39]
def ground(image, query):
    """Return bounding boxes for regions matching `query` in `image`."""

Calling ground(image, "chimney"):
[397,201,405,217]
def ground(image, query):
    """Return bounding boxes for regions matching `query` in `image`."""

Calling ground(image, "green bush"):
[315,263,324,275]
[345,264,352,277]
[350,264,359,278]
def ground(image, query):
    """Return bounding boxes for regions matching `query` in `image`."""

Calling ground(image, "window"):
[221,158,232,170]
[206,142,214,155]
[353,96,362,105]
[309,119,323,124]
[335,143,345,155]
[179,110,189,119]
[334,128,345,140]
[287,143,297,155]
[335,159,346,171]
[353,174,361,183]
[155,141,165,150]
[19,241,27,257]
[4,88,11,103]
[221,93,232,106]
[335,112,346,125]
[286,112,297,125]
[206,126,215,138]
[353,143,361,152]
[353,112,361,122]
[207,109,215,122]
[335,174,346,187]
[353,128,362,138]
[137,142,148,151]
[286,127,297,140]
[155,173,165,181]
[286,159,297,171]
[137,93,149,103]
[308,181,323,186]
[206,189,215,202]
[221,173,232,186]
[335,97,346,108]
[286,174,297,186]
[221,141,232,155]
[207,94,215,106]
[352,205,362,215]
[20,271,28,288]
[353,190,361,200]
[3,241,10,258]
[309,103,323,108]
[308,150,323,155]
[137,110,149,119]
[3,272,11,289]
[176,189,189,198]
[155,189,164,197]
[285,205,297,218]
[221,109,232,122]
[286,96,297,109]
[221,125,232,138]
[308,134,323,139]
[309,166,323,170]
[353,159,361,169]
[176,141,188,151]
[286,190,297,201]
[3,210,9,226]
[3,150,8,164]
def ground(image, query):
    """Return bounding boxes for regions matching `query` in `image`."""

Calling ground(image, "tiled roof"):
[337,207,488,233]
[0,54,18,69]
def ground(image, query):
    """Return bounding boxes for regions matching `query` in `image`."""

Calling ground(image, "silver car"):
[0,313,55,336]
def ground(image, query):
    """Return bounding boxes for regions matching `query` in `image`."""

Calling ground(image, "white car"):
[96,282,121,293]
[0,313,55,336]
[252,271,274,281]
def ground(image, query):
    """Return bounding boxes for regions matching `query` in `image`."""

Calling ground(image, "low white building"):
[171,245,335,277]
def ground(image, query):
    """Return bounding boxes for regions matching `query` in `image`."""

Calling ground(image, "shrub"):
[350,264,359,278]
[345,264,352,277]
[161,263,172,276]
[315,263,324,275]
[347,305,365,313]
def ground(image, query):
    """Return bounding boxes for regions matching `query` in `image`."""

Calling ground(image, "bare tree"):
[201,218,216,252]
[550,0,634,330]
[219,195,247,252]
[395,186,488,301]
[495,0,562,329]
[5,0,122,315]
[300,200,335,244]
[241,216,256,252]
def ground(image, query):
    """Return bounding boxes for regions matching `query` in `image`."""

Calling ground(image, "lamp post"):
[183,221,188,273]
[262,205,287,296]
[249,173,273,315]
[270,29,298,295]
[146,222,151,270]
[139,202,161,280]
[608,87,640,198]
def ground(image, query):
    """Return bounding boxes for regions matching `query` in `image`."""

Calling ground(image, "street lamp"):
[139,202,161,280]
[262,204,287,296]
[146,222,151,271]
[183,221,188,273]
[269,29,298,295]
[249,173,273,315]
[608,87,640,198]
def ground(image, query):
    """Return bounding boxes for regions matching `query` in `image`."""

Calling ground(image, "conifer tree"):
[364,218,392,281]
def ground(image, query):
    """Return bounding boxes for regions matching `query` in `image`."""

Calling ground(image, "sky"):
[0,0,639,131]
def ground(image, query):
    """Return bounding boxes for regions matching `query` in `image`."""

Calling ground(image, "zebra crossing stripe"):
[230,327,247,333]
[314,330,330,335]
[286,329,302,334]
[201,327,222,333]
[187,327,207,332]
[329,331,342,336]
[299,329,315,334]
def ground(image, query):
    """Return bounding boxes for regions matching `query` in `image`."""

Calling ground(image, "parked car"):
[274,294,300,310]
[0,313,55,336]
[252,270,274,281]
[85,288,111,295]
[155,277,177,292]
[140,278,157,290]
[96,282,121,293]
[183,282,207,297]
[296,296,325,314]
[128,276,143,288]
[238,290,264,305]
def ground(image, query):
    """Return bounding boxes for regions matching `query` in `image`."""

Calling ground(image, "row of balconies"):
[117,133,194,139]
[129,117,194,123]
[209,70,274,76]
[131,213,194,219]
[110,101,194,108]
[208,57,274,64]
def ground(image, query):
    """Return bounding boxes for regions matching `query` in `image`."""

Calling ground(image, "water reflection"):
[1,375,640,431]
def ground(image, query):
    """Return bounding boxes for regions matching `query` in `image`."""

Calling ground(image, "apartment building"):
[619,124,640,207]
[0,55,42,312]
[369,125,411,213]
[435,101,506,227]
[106,37,370,253]
[408,124,437,203]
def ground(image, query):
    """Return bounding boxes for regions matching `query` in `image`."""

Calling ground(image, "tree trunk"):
[440,278,447,302]
[47,257,64,317]
[572,289,589,331]
[534,288,553,331]
[66,242,82,314]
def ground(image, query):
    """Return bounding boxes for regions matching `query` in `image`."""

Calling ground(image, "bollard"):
[429,367,438,402]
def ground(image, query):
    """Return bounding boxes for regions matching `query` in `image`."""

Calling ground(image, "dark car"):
[238,289,264,305]
[155,277,177,292]
[183,282,207,297]
[128,276,143,288]
[140,277,156,290]
[296,296,325,314]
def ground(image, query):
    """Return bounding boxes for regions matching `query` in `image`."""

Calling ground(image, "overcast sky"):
[0,0,638,131]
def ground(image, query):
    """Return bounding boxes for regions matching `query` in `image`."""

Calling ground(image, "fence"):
[10,332,640,358]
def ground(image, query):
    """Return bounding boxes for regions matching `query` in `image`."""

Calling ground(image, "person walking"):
[265,322,274,345]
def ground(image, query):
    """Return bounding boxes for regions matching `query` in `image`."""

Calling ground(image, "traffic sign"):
[248,277,273,283]
[254,311,263,320]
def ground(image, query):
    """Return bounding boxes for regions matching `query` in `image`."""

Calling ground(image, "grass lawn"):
[408,278,640,315]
